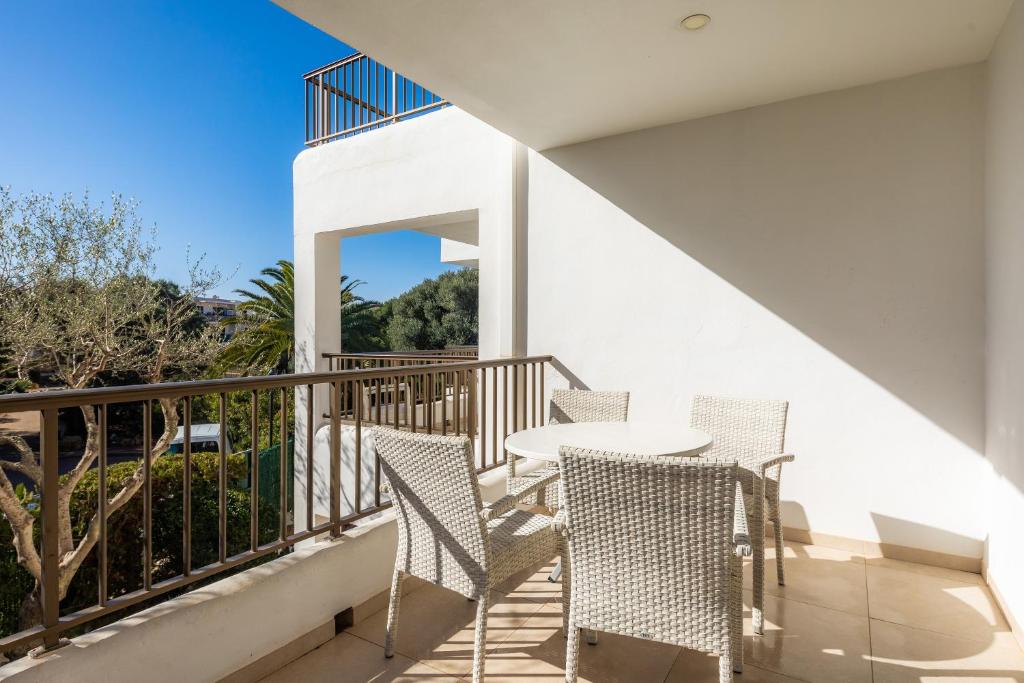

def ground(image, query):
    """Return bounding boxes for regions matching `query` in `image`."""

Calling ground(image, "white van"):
[168,424,232,454]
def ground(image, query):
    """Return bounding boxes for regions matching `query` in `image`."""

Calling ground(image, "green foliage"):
[61,454,278,612]
[0,513,35,638]
[385,268,478,351]
[218,260,382,373]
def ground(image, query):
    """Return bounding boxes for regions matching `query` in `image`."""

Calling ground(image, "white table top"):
[504,421,713,463]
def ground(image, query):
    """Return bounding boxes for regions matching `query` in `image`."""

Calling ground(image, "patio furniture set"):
[372,389,794,683]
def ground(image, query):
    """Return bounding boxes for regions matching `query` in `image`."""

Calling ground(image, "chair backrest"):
[558,447,737,651]
[548,389,630,425]
[689,394,788,472]
[372,427,489,597]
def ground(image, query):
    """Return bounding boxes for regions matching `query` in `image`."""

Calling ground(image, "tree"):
[217,259,381,374]
[385,268,478,351]
[0,188,220,632]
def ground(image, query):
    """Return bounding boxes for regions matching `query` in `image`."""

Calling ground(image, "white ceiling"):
[277,0,1014,150]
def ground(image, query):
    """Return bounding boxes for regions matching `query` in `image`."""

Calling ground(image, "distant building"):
[195,295,241,339]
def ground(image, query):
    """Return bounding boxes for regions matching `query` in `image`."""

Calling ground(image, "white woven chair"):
[689,394,793,635]
[506,389,629,507]
[373,427,569,683]
[556,447,751,683]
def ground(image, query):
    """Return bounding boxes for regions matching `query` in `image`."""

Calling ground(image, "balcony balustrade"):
[304,53,449,147]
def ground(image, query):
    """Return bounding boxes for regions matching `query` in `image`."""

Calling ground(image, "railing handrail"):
[304,52,449,147]
[0,355,547,413]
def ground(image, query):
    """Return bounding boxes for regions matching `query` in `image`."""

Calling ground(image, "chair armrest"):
[733,481,752,558]
[479,494,520,522]
[507,468,561,504]
[551,509,569,538]
[757,453,795,475]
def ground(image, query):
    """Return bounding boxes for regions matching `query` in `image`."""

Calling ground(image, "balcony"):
[304,53,448,147]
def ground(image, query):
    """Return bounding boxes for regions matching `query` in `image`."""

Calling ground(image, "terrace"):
[5,1,1024,682]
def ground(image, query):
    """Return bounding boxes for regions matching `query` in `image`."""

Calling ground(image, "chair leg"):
[384,569,405,658]
[773,514,786,586]
[560,545,571,636]
[719,654,733,683]
[470,591,490,683]
[564,623,581,683]
[751,475,766,635]
[731,557,743,673]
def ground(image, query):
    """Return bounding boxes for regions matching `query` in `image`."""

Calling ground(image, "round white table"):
[504,421,713,463]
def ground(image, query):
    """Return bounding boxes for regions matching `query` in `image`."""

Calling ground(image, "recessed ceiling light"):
[681,13,711,31]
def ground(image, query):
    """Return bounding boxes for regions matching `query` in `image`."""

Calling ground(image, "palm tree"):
[218,260,380,373]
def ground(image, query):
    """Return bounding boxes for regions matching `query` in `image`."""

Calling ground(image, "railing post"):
[329,381,341,537]
[33,408,66,655]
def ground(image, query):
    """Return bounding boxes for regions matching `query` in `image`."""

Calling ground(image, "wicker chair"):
[373,427,569,683]
[506,389,629,507]
[556,447,751,683]
[689,394,793,635]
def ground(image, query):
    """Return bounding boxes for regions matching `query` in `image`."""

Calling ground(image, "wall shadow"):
[541,65,986,454]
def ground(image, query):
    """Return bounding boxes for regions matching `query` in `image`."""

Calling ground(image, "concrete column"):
[293,230,341,534]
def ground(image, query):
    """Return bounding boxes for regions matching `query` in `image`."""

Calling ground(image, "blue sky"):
[0,0,458,302]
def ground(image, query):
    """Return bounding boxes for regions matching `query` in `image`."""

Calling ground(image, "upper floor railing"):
[304,52,449,147]
[0,354,548,655]
[325,346,478,372]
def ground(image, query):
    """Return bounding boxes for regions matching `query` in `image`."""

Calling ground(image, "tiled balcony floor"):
[262,540,1024,682]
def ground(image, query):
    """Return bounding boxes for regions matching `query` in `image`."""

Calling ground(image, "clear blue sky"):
[0,0,458,302]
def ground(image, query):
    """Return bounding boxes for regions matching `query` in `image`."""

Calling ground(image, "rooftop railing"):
[304,53,449,147]
[0,354,548,655]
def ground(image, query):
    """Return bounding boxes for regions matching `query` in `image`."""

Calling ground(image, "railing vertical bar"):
[330,382,341,537]
[427,372,434,434]
[250,390,259,552]
[512,363,519,433]
[393,374,400,431]
[354,381,363,515]
[454,370,461,435]
[468,369,477,443]
[540,361,545,425]
[480,369,487,468]
[410,372,417,434]
[531,363,537,427]
[376,379,382,425]
[98,404,108,606]
[143,400,153,590]
[183,397,192,576]
[520,365,527,432]
[502,365,509,461]
[441,370,448,435]
[305,384,314,532]
[38,408,61,651]
[218,393,227,564]
[279,387,288,541]
[492,367,498,466]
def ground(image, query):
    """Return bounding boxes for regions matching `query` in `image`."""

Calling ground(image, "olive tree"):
[0,188,220,631]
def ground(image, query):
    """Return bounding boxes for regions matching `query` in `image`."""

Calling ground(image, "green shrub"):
[62,453,279,609]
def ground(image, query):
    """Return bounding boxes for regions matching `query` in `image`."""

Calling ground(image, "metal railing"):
[305,52,449,147]
[325,347,478,371]
[0,355,549,654]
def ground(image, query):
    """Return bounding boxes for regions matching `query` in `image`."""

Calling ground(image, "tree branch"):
[0,433,41,483]
[0,465,42,584]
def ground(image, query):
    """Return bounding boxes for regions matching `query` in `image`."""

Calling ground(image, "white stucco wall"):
[985,0,1024,636]
[528,65,989,560]
[291,108,527,534]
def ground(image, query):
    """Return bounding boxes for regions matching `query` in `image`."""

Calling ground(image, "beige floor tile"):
[745,591,872,683]
[870,619,1024,682]
[347,583,544,677]
[484,602,681,682]
[745,541,868,616]
[866,563,1016,646]
[261,632,459,682]
[865,555,985,586]
[668,648,805,682]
